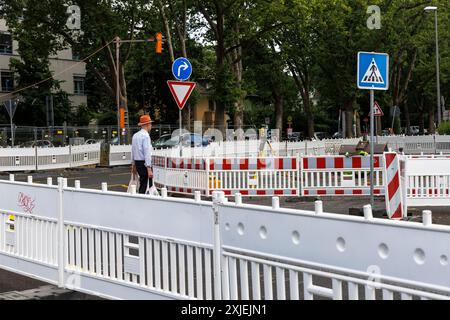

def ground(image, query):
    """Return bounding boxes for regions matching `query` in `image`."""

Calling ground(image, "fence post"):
[206,158,210,196]
[402,155,408,218]
[57,177,65,288]
[35,145,38,171]
[212,191,224,300]
[298,153,303,197]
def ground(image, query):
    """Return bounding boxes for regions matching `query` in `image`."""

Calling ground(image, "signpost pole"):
[10,106,14,147]
[370,90,375,207]
[179,108,182,156]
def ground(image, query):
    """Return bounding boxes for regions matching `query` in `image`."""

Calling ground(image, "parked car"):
[20,140,54,148]
[152,134,173,149]
[287,132,303,142]
[409,126,420,136]
[332,132,343,139]
[110,137,119,145]
[156,133,211,148]
[84,139,103,145]
[313,132,331,140]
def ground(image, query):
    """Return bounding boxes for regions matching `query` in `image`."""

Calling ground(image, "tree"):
[1,0,72,126]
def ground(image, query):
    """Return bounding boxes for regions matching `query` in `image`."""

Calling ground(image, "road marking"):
[110,172,131,177]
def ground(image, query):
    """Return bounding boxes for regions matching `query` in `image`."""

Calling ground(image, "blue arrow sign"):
[172,57,192,81]
[357,52,389,91]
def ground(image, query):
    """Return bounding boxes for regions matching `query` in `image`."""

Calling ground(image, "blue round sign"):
[172,57,192,81]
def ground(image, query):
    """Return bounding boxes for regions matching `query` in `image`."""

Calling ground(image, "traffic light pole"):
[115,36,121,145]
[113,35,161,145]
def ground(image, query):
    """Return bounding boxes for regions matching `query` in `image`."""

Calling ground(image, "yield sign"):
[167,80,196,110]
[370,101,384,116]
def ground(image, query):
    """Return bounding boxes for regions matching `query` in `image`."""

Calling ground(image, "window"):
[0,71,14,92]
[0,33,12,55]
[73,75,85,95]
[72,48,81,61]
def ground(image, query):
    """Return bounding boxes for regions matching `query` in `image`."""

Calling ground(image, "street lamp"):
[424,6,441,126]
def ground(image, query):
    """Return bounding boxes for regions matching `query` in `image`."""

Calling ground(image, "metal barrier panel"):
[36,146,71,170]
[208,157,299,196]
[218,201,450,299]
[70,143,101,167]
[0,147,36,172]
[300,155,385,196]
[109,144,132,166]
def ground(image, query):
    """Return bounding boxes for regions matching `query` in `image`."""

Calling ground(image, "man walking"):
[131,114,153,194]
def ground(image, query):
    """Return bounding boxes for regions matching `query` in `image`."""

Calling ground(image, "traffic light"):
[155,32,163,54]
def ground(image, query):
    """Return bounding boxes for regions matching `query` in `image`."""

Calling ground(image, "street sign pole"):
[358,51,389,209]
[370,90,375,207]
[179,108,182,156]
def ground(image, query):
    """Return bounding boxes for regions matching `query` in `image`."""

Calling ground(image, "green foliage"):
[1,0,450,135]
[438,121,450,135]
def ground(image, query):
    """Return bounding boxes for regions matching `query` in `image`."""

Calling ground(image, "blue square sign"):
[357,52,389,90]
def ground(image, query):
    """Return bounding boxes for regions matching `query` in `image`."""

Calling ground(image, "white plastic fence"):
[109,144,132,166]
[0,143,101,172]
[0,147,36,171]
[0,177,450,300]
[300,155,385,196]
[401,156,450,212]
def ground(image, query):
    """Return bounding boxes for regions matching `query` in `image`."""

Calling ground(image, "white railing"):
[0,147,36,171]
[109,144,132,166]
[300,155,385,196]
[1,177,450,300]
[0,143,101,172]
[401,156,450,212]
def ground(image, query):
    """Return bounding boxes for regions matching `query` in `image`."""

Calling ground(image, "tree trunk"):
[356,113,361,137]
[304,97,314,138]
[214,12,226,134]
[344,99,355,138]
[428,108,436,134]
[157,0,175,63]
[404,101,411,135]
[273,89,284,133]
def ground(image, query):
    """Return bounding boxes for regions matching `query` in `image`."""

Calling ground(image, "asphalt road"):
[0,165,449,299]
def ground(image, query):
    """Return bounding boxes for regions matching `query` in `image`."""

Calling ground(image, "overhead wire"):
[0,38,115,101]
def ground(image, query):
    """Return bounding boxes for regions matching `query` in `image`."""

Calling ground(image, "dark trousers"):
[135,160,152,194]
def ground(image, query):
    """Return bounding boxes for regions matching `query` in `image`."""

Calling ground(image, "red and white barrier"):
[300,155,385,196]
[207,157,299,196]
[383,152,403,219]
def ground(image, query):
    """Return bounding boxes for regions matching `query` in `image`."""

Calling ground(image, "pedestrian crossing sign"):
[357,52,389,90]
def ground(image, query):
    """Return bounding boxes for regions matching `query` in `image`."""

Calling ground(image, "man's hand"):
[147,167,153,178]
[131,164,137,175]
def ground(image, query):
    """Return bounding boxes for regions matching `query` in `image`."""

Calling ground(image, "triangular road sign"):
[167,80,196,110]
[361,58,385,85]
[370,101,384,116]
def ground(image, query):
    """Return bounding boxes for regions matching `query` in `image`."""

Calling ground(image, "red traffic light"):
[155,32,163,54]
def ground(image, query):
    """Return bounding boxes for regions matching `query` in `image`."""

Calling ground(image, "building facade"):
[0,19,87,107]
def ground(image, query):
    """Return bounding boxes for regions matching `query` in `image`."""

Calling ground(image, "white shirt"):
[131,129,153,167]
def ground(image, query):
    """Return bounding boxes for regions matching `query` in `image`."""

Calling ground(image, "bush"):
[438,121,450,135]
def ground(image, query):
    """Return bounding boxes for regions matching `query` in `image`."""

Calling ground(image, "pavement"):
[0,165,449,299]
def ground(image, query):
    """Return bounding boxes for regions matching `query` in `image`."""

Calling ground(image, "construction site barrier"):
[1,178,450,299]
[0,143,101,172]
